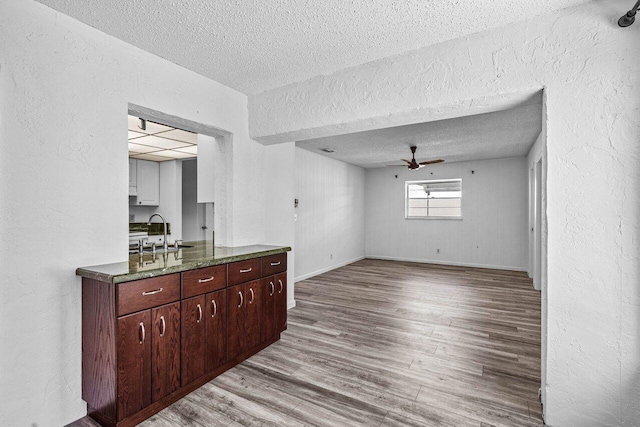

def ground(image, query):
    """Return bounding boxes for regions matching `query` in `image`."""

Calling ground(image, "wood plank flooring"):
[70,259,542,427]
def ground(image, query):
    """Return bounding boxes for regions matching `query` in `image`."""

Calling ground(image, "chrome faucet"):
[148,213,168,252]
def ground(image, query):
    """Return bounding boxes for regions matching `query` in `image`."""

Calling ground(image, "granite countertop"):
[77,241,291,284]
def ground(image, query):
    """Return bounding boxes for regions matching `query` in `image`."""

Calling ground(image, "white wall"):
[0,2,264,426]
[366,157,528,270]
[263,142,296,307]
[249,1,640,425]
[294,148,365,281]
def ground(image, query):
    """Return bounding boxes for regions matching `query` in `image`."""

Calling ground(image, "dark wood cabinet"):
[227,280,262,361]
[205,289,227,372]
[116,301,182,420]
[260,277,276,343]
[151,302,181,402]
[181,295,206,386]
[261,272,287,343]
[275,272,287,332]
[81,251,288,427]
[116,310,151,420]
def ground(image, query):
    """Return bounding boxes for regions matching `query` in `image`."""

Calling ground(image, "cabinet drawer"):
[182,265,227,299]
[262,253,287,276]
[228,258,261,286]
[117,274,180,316]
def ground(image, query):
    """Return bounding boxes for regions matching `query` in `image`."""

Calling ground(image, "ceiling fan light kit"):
[391,146,444,170]
[619,0,640,27]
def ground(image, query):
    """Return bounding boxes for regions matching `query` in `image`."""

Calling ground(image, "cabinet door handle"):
[139,322,146,345]
[249,288,254,304]
[196,304,203,323]
[238,291,243,308]
[142,288,163,296]
[211,300,217,317]
[269,281,274,296]
[198,276,215,283]
[270,261,281,266]
[159,316,166,337]
[278,279,283,294]
[239,268,252,273]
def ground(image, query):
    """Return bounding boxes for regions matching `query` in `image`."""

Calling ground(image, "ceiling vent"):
[321,148,335,153]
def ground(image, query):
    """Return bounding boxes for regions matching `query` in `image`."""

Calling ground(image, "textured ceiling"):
[35,0,592,94]
[296,98,542,168]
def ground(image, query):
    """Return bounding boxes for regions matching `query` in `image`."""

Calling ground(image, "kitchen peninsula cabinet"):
[78,243,289,427]
[227,280,262,361]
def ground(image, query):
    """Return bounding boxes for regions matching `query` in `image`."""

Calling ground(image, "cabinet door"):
[136,159,159,206]
[152,302,180,402]
[129,158,137,196]
[275,273,287,333]
[261,276,276,343]
[181,295,205,386]
[205,289,227,372]
[245,280,262,350]
[227,283,245,362]
[117,310,151,420]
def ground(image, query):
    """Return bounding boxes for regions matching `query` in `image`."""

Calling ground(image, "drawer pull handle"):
[211,300,217,318]
[239,267,252,273]
[249,288,255,304]
[142,288,163,296]
[278,279,283,294]
[269,281,274,296]
[238,291,244,308]
[198,276,215,283]
[270,261,281,266]
[139,322,145,345]
[160,316,166,337]
[196,304,203,323]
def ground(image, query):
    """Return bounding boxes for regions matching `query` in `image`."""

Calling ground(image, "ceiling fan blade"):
[401,159,412,164]
[419,159,445,165]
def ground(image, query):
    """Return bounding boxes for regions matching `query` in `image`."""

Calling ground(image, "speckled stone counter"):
[76,241,291,284]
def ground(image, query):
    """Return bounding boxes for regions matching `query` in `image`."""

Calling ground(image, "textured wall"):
[250,1,640,425]
[294,148,365,281]
[0,2,262,425]
[263,142,296,307]
[365,157,528,270]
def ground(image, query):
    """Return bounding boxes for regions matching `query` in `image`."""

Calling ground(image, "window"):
[405,179,462,218]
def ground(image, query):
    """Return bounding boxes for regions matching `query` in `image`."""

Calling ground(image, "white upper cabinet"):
[129,158,137,196]
[133,159,159,206]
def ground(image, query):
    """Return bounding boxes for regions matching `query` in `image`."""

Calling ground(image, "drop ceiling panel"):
[174,145,198,155]
[151,150,196,159]
[131,153,172,162]
[127,115,198,160]
[132,135,192,150]
[160,129,198,144]
[128,142,160,154]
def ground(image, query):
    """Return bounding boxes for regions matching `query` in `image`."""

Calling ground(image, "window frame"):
[404,178,463,220]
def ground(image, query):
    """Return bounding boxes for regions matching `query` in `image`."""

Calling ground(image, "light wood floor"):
[70,259,543,427]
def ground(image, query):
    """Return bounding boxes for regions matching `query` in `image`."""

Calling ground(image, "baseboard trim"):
[294,256,366,282]
[287,299,297,310]
[365,255,527,272]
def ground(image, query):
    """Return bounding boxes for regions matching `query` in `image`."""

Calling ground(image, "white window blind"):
[405,179,462,218]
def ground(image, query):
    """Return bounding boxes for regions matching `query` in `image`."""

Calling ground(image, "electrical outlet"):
[436,249,440,254]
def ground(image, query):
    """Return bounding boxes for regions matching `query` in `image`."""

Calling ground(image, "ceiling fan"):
[391,146,444,170]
